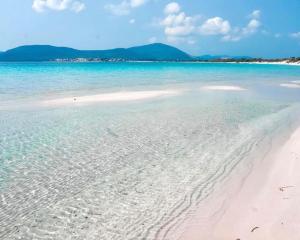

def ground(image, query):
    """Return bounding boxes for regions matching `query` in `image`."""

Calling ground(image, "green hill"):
[0,43,192,62]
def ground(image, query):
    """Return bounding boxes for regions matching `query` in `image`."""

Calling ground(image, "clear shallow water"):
[0,62,300,239]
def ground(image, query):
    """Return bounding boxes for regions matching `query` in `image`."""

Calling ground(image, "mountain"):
[127,43,191,61]
[0,43,192,62]
[0,45,81,62]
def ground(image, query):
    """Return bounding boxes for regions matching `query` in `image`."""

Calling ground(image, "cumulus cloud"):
[222,10,262,41]
[161,3,198,43]
[162,13,195,36]
[249,10,261,19]
[32,0,85,13]
[199,17,231,35]
[105,1,130,15]
[71,1,85,12]
[130,0,146,8]
[105,0,147,16]
[159,3,261,43]
[129,18,136,24]
[243,19,261,34]
[164,2,180,15]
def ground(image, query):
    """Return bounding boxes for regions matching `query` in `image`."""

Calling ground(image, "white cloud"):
[129,18,136,24]
[162,13,195,36]
[221,26,243,41]
[71,1,85,12]
[159,4,262,43]
[291,32,300,39]
[165,24,194,36]
[249,10,261,19]
[199,17,231,35]
[105,1,130,15]
[222,10,262,42]
[32,0,85,13]
[105,0,147,16]
[243,19,260,34]
[164,2,180,15]
[161,3,198,43]
[130,0,146,8]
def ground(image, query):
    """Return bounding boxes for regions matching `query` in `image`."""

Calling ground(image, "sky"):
[0,0,300,57]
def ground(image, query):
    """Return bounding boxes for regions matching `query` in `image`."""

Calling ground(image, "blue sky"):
[1,0,300,57]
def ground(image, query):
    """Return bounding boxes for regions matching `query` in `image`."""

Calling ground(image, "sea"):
[0,62,300,239]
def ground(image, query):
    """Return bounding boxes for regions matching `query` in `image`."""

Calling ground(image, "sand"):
[41,89,182,107]
[280,83,300,89]
[170,126,300,240]
[201,85,246,91]
[249,61,300,66]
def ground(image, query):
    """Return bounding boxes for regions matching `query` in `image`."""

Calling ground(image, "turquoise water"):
[0,62,300,239]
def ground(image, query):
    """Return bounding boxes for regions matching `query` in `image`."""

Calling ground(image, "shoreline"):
[165,124,300,240]
[244,61,300,66]
[1,61,299,66]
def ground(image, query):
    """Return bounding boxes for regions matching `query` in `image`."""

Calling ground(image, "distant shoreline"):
[0,60,300,66]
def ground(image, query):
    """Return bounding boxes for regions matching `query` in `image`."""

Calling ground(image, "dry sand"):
[169,126,300,240]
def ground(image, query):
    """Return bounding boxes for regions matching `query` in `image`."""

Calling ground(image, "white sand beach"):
[201,85,246,91]
[41,89,182,106]
[169,126,300,240]
[249,61,300,66]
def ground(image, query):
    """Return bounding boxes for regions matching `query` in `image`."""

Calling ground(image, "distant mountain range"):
[2,43,297,62]
[0,43,192,62]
